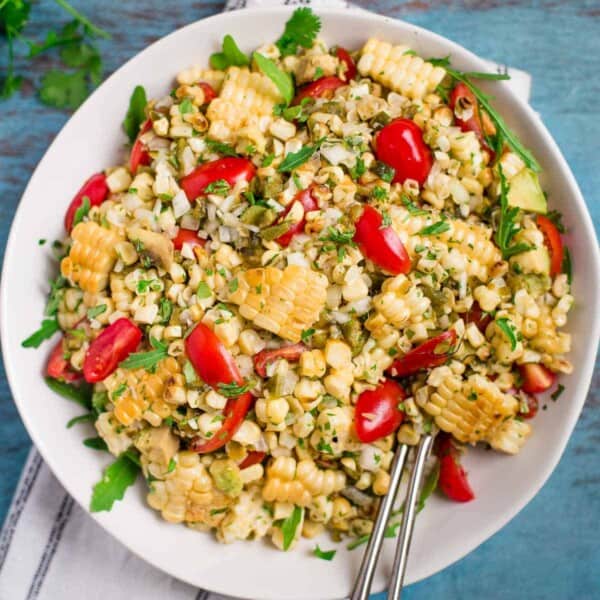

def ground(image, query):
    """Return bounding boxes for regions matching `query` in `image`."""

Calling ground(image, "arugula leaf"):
[429,57,540,172]
[119,337,168,371]
[494,165,532,259]
[91,390,108,414]
[275,7,321,57]
[277,143,320,172]
[123,85,147,144]
[419,221,450,236]
[22,319,60,348]
[313,545,336,561]
[253,52,294,105]
[83,436,108,451]
[495,317,518,351]
[45,376,93,409]
[90,453,139,512]
[39,68,88,109]
[278,505,303,551]
[66,413,95,428]
[205,138,238,157]
[210,34,249,70]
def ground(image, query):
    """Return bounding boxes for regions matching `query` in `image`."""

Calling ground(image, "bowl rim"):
[2,6,599,599]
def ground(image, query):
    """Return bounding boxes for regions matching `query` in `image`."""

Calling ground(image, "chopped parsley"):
[373,161,395,183]
[551,384,565,401]
[218,380,253,398]
[313,545,336,561]
[419,221,450,236]
[349,156,366,181]
[204,178,231,196]
[205,138,237,157]
[301,328,315,342]
[228,277,239,293]
[402,195,428,216]
[120,337,169,371]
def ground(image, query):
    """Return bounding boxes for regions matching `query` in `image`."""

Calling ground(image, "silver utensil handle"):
[350,444,409,600]
[387,435,434,600]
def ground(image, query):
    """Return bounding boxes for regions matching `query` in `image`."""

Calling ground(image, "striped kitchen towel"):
[0,1,531,599]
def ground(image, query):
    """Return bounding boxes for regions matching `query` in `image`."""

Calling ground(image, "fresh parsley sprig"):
[429,57,540,172]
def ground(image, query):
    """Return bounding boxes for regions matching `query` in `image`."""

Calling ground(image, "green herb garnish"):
[120,337,168,371]
[205,138,238,157]
[275,7,321,57]
[278,505,303,551]
[419,221,450,236]
[218,380,253,398]
[87,304,107,319]
[122,85,147,144]
[83,437,108,451]
[495,317,518,351]
[22,319,60,348]
[210,34,249,70]
[196,281,212,299]
[551,384,565,401]
[205,178,231,196]
[253,51,294,105]
[90,453,139,512]
[45,376,92,410]
[72,195,90,227]
[313,545,336,561]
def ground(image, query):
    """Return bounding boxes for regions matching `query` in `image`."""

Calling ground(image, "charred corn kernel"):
[292,412,315,438]
[294,378,324,401]
[299,349,326,378]
[302,520,324,539]
[147,451,231,524]
[95,412,132,456]
[474,285,501,313]
[106,167,132,193]
[61,222,123,293]
[215,244,242,268]
[232,420,262,446]
[104,357,182,426]
[126,227,174,271]
[266,397,289,425]
[424,373,522,451]
[228,265,328,342]
[239,329,266,355]
[323,367,354,401]
[115,241,138,266]
[488,418,532,454]
[324,339,352,370]
[397,424,420,446]
[206,390,228,410]
[240,464,264,484]
[214,316,241,347]
[390,206,502,282]
[357,38,446,100]
[207,67,283,141]
[372,469,390,495]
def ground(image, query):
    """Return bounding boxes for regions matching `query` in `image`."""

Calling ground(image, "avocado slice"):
[507,168,547,214]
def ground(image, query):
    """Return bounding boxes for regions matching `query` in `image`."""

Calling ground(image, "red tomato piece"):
[129,119,153,175]
[64,172,109,232]
[275,187,318,247]
[519,363,556,394]
[172,228,206,251]
[464,301,492,333]
[436,434,475,502]
[449,82,493,157]
[336,47,356,81]
[353,205,411,275]
[355,379,406,443]
[374,118,433,185]
[82,318,142,383]
[536,215,564,277]
[46,338,81,382]
[253,343,307,378]
[292,76,345,105]
[388,330,457,378]
[519,393,539,419]
[198,82,217,104]
[239,451,266,469]
[180,157,256,201]
[186,323,253,454]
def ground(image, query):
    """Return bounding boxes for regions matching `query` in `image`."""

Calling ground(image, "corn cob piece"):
[390,205,502,282]
[487,418,531,455]
[61,222,123,294]
[424,373,522,451]
[365,274,430,338]
[103,357,183,427]
[147,451,232,524]
[206,66,283,141]
[262,457,346,507]
[176,67,226,92]
[228,265,328,342]
[136,426,180,479]
[357,38,446,100]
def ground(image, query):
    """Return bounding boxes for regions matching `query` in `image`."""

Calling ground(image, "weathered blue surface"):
[0,1,598,599]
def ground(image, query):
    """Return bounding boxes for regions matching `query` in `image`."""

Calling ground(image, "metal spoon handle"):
[350,444,409,600]
[387,435,434,600]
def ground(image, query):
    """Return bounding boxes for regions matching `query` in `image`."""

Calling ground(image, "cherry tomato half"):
[239,451,266,470]
[64,172,109,232]
[449,83,493,157]
[129,119,153,175]
[180,157,256,201]
[46,338,81,382]
[82,318,142,383]
[437,434,475,503]
[464,301,492,333]
[336,47,356,81]
[374,118,433,185]
[198,82,217,104]
[292,76,345,105]
[172,228,206,251]
[275,187,318,247]
[186,323,253,454]
[253,343,307,378]
[519,363,556,394]
[355,379,406,443]
[388,330,457,378]
[353,205,411,275]
[536,215,564,277]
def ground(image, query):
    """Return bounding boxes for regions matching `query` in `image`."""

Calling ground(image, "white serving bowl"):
[1,7,599,600]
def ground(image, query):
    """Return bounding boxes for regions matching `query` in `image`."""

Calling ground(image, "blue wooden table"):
[1,1,598,599]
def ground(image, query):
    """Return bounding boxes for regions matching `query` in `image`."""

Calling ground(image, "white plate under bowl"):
[1,7,599,600]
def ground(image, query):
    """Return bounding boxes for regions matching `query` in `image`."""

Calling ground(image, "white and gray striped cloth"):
[0,1,532,599]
